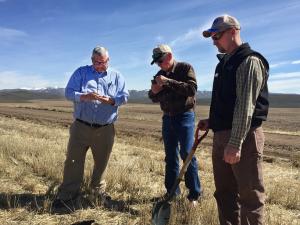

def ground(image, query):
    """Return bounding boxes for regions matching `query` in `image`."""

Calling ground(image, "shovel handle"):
[194,127,209,149]
[165,128,208,202]
[179,128,208,178]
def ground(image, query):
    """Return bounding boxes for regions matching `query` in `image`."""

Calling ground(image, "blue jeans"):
[162,111,201,200]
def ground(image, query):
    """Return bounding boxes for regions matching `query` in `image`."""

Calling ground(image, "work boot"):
[187,190,203,208]
[98,192,113,207]
[87,189,113,207]
[52,195,79,213]
[162,193,178,202]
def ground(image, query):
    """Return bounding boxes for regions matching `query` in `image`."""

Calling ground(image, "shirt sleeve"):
[165,65,197,96]
[65,68,84,102]
[228,56,266,149]
[114,72,129,106]
[148,70,166,103]
[148,89,165,102]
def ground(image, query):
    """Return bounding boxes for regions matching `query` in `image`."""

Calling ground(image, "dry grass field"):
[0,100,299,225]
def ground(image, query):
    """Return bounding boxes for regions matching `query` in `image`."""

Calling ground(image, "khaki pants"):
[57,120,115,200]
[212,127,265,225]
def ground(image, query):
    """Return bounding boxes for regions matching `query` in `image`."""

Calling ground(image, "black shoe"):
[98,192,113,207]
[52,197,78,212]
[52,199,66,208]
[162,193,178,202]
[187,190,204,202]
[86,190,112,206]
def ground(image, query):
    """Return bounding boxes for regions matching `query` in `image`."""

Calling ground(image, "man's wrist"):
[110,98,115,106]
[164,78,171,86]
[228,138,242,150]
[77,93,84,102]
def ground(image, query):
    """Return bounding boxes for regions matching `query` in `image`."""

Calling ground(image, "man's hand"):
[224,145,241,164]
[197,119,209,131]
[80,93,115,105]
[94,94,115,105]
[80,93,98,101]
[151,83,163,94]
[155,75,170,86]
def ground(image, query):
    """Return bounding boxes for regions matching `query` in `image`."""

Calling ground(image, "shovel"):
[151,127,208,225]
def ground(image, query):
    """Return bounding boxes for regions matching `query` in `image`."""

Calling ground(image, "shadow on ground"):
[0,192,140,216]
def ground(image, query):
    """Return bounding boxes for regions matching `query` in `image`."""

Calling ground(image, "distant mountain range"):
[0,88,299,107]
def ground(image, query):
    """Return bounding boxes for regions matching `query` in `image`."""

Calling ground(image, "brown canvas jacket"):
[148,61,197,115]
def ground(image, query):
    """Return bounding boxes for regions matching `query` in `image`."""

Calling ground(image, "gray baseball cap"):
[151,44,172,65]
[203,15,241,38]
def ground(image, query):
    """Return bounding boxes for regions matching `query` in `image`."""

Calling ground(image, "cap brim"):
[151,55,160,65]
[202,28,219,38]
[150,53,165,65]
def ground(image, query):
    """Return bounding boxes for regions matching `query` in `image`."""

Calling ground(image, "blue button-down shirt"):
[65,65,129,125]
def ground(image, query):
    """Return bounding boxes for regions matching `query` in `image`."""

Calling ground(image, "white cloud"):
[167,17,215,49]
[269,72,300,94]
[0,27,28,40]
[270,60,300,68]
[169,27,202,47]
[0,71,57,89]
[270,71,300,80]
[292,60,300,65]
[269,79,300,94]
[270,62,288,68]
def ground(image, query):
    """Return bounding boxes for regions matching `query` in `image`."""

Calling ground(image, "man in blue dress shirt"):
[53,46,129,209]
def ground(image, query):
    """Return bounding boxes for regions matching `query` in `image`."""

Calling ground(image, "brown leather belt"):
[76,119,109,128]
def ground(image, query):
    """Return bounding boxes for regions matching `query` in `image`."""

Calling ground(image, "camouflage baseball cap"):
[203,15,241,38]
[151,44,172,65]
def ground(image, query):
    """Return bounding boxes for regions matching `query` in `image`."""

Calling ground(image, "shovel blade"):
[151,200,171,225]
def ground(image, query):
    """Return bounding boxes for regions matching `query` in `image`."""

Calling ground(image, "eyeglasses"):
[211,31,226,41]
[93,59,109,65]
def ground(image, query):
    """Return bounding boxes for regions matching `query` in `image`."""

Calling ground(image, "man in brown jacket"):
[149,44,202,206]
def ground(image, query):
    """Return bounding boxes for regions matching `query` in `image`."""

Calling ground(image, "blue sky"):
[0,0,300,94]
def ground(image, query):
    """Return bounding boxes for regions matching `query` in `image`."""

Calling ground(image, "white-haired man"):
[53,46,129,209]
[149,44,202,206]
